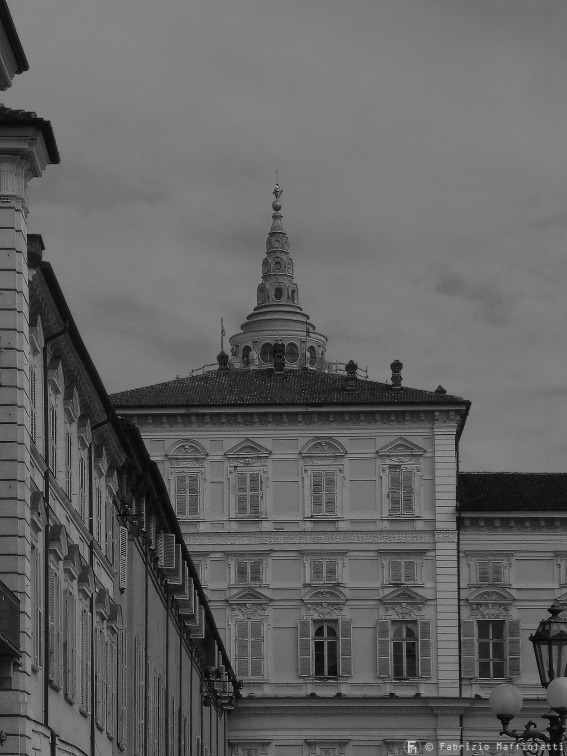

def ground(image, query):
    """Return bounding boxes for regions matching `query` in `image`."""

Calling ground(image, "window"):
[117,629,127,750]
[235,619,264,679]
[389,559,417,584]
[308,346,317,366]
[30,363,37,443]
[285,342,299,363]
[298,617,352,678]
[377,619,431,679]
[242,346,251,366]
[32,543,43,669]
[134,637,145,755]
[107,632,117,738]
[311,470,337,516]
[235,559,263,584]
[260,342,273,364]
[477,560,504,584]
[80,603,92,714]
[49,403,58,476]
[314,622,338,677]
[174,472,201,518]
[95,483,104,549]
[65,429,73,499]
[48,564,63,689]
[311,558,339,584]
[236,471,263,517]
[388,466,415,516]
[95,623,107,729]
[79,452,87,522]
[461,619,521,680]
[63,585,77,702]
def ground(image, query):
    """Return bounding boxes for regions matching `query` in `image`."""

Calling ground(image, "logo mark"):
[405,743,422,755]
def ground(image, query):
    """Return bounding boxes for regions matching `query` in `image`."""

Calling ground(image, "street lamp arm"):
[498,718,551,746]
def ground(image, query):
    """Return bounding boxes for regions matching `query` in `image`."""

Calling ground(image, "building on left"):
[0,4,238,756]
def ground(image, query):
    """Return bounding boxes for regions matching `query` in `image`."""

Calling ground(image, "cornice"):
[182,531,436,545]
[461,516,567,532]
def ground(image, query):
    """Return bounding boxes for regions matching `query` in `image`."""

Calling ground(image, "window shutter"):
[311,472,323,515]
[48,566,56,680]
[298,619,312,676]
[507,619,521,679]
[175,474,187,518]
[158,532,176,570]
[377,620,390,677]
[250,620,264,678]
[188,474,200,517]
[404,560,417,583]
[311,560,324,583]
[325,560,338,583]
[418,620,431,677]
[249,560,263,583]
[339,617,352,677]
[235,620,250,678]
[66,431,73,498]
[477,561,490,583]
[388,468,401,515]
[119,527,128,590]
[249,472,261,516]
[461,620,476,678]
[236,473,249,515]
[30,365,37,441]
[389,560,403,583]
[401,469,414,515]
[324,471,337,515]
[235,561,248,584]
[491,561,504,583]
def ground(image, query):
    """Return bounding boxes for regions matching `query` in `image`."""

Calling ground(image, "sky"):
[6,0,567,472]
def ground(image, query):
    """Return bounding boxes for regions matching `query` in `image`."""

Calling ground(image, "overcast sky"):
[7,0,567,472]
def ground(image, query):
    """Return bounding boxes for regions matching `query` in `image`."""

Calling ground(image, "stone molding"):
[184,531,436,545]
[434,531,457,542]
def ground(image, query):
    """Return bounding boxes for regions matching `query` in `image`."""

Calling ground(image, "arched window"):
[308,346,317,366]
[313,622,338,677]
[273,286,284,301]
[392,622,417,678]
[285,342,299,364]
[260,342,273,364]
[242,346,252,367]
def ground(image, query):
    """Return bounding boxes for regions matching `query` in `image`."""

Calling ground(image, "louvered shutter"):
[404,560,417,583]
[312,560,324,583]
[389,468,401,515]
[235,561,248,584]
[250,620,264,678]
[491,561,504,583]
[377,620,390,677]
[249,560,263,583]
[249,472,261,516]
[507,620,521,679]
[390,560,403,583]
[48,566,56,680]
[158,532,176,569]
[298,619,312,676]
[418,620,431,677]
[57,578,63,684]
[324,471,337,514]
[66,431,73,498]
[188,474,200,517]
[119,527,128,590]
[235,620,250,677]
[96,487,103,547]
[461,620,476,678]
[401,469,414,515]
[325,560,338,583]
[339,617,352,677]
[311,472,323,515]
[175,474,187,518]
[236,473,249,515]
[30,365,37,441]
[477,561,490,583]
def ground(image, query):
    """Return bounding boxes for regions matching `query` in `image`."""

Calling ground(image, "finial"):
[272,170,283,211]
[390,359,403,390]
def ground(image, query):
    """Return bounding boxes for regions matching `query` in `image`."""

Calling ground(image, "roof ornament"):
[390,359,403,391]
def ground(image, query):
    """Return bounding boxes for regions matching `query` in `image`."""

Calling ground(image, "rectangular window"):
[311,470,337,516]
[106,495,115,564]
[107,633,117,739]
[48,565,63,688]
[377,619,431,679]
[65,429,73,499]
[477,560,504,584]
[49,404,58,476]
[30,364,37,443]
[95,624,107,729]
[79,453,87,522]
[80,604,92,713]
[235,619,264,678]
[175,472,200,518]
[32,544,43,669]
[96,484,104,549]
[235,559,263,584]
[389,559,417,584]
[118,630,127,750]
[311,559,339,584]
[477,620,506,679]
[63,586,77,701]
[134,637,145,756]
[298,617,353,677]
[388,466,415,516]
[236,471,262,517]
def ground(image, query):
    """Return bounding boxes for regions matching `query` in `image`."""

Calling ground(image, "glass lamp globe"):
[546,677,567,712]
[489,684,523,718]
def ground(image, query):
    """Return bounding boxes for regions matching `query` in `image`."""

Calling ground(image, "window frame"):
[228,465,268,519]
[233,557,265,586]
[233,616,266,680]
[303,466,344,519]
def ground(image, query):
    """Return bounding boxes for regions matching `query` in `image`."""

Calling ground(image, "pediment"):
[77,415,92,449]
[468,587,514,605]
[228,587,270,604]
[48,523,68,561]
[30,313,44,353]
[94,445,108,476]
[30,490,46,531]
[300,437,347,457]
[78,559,95,597]
[47,356,64,394]
[107,602,123,631]
[378,437,426,457]
[381,586,427,604]
[302,586,347,604]
[106,468,119,496]
[225,438,271,459]
[63,384,80,423]
[166,439,208,458]
[95,587,111,619]
[63,544,81,579]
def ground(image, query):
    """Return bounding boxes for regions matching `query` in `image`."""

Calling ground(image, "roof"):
[458,472,567,512]
[0,104,59,163]
[110,369,468,409]
[0,0,28,75]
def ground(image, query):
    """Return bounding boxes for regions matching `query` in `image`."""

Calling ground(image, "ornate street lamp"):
[489,604,567,751]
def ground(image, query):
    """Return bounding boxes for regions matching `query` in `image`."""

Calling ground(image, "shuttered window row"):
[48,565,63,688]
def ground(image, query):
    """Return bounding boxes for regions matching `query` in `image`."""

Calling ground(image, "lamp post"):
[489,603,567,751]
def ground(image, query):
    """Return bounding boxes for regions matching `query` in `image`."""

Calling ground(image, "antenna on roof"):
[221,318,225,352]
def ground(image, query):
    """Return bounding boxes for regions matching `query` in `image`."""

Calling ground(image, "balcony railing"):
[0,580,20,656]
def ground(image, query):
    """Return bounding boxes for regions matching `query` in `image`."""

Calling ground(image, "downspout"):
[144,520,149,756]
[88,442,96,756]
[165,585,170,756]
[178,627,183,756]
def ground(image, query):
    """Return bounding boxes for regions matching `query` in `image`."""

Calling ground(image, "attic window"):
[273,287,283,301]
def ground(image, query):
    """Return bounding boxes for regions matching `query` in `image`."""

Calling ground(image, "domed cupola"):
[229,182,328,371]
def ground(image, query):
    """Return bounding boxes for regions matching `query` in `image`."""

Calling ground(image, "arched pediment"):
[166,439,208,458]
[302,586,347,604]
[378,437,426,458]
[225,438,271,459]
[468,587,515,604]
[300,437,347,457]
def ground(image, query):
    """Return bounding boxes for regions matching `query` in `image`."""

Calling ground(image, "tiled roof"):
[110,369,467,409]
[0,104,59,163]
[458,472,567,512]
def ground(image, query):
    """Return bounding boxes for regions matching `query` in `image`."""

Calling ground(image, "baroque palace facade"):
[112,186,567,755]
[0,4,237,756]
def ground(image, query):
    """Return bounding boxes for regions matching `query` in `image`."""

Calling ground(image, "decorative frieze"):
[183,531,436,545]
[461,516,567,532]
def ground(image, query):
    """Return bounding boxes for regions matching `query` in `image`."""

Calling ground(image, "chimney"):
[217,351,229,371]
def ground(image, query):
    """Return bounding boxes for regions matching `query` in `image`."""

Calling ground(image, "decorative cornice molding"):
[184,531,436,545]
[461,516,567,531]
[435,531,457,542]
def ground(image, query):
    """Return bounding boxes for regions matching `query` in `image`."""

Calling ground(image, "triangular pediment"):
[381,586,427,604]
[302,586,347,604]
[228,587,270,604]
[300,437,347,457]
[378,437,426,457]
[225,438,271,459]
[468,587,514,604]
[166,439,208,458]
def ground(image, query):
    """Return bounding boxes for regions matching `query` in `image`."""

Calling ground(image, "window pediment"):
[30,313,44,353]
[31,490,46,532]
[467,587,514,619]
[105,468,118,496]
[77,416,92,449]
[107,602,123,632]
[94,445,108,476]
[378,437,426,461]
[225,438,271,460]
[47,356,64,395]
[303,586,347,604]
[48,523,68,561]
[63,544,81,580]
[381,586,427,604]
[166,439,208,459]
[300,437,346,460]
[228,587,270,604]
[78,559,95,598]
[63,384,80,423]
[95,587,110,619]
